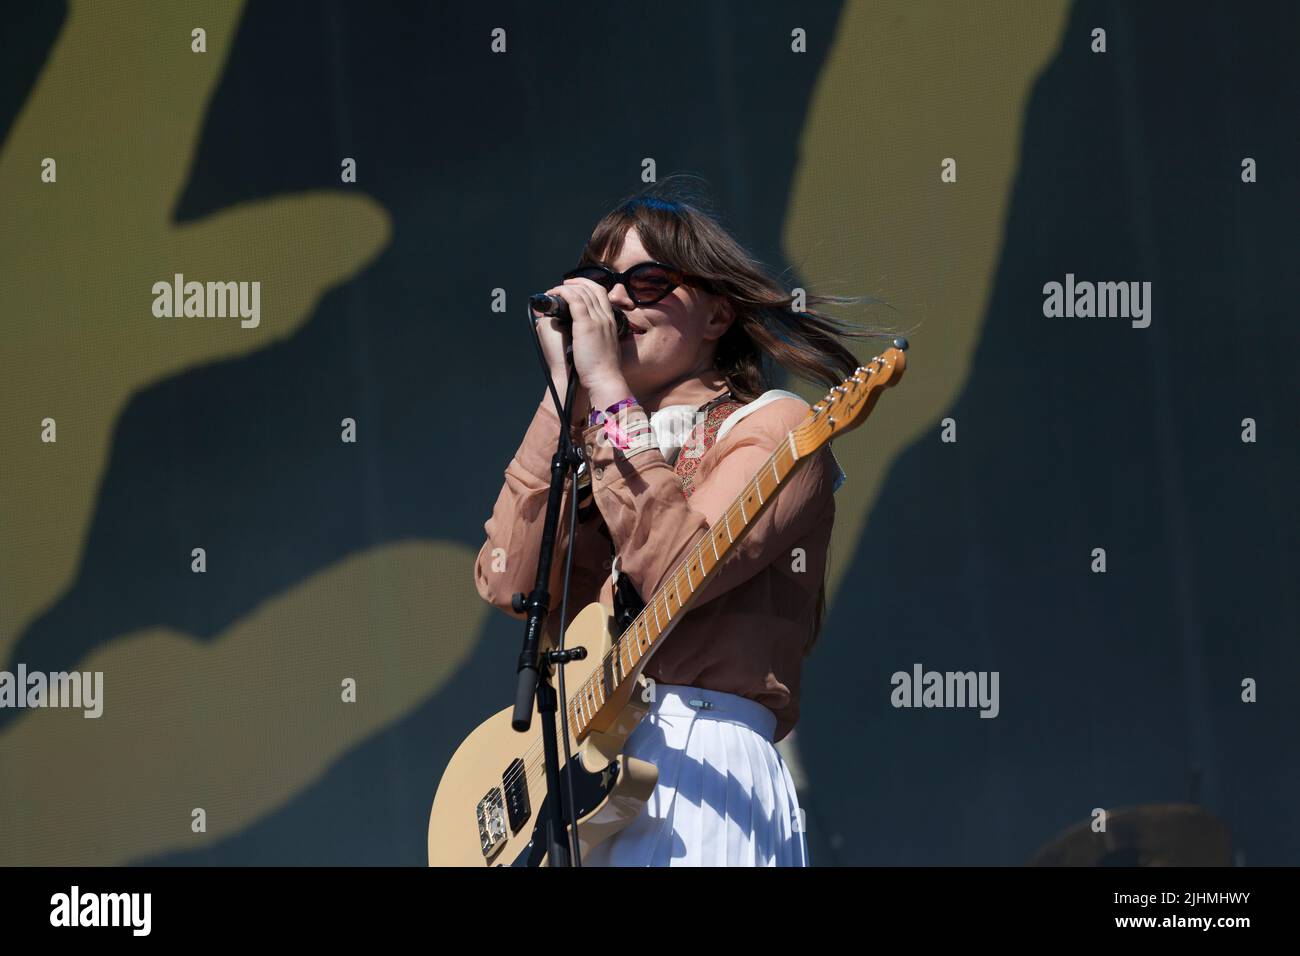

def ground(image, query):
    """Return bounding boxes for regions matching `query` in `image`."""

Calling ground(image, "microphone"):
[531,293,629,337]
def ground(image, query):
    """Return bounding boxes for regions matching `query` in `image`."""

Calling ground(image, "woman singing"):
[474,187,881,866]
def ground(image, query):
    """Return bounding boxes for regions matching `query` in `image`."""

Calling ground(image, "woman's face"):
[601,229,731,396]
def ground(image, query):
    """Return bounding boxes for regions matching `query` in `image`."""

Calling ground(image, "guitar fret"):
[771,458,780,483]
[652,598,661,634]
[755,476,764,505]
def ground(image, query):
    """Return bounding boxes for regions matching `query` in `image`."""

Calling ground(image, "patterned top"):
[672,395,744,499]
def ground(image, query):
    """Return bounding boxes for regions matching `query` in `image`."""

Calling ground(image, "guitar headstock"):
[795,339,908,455]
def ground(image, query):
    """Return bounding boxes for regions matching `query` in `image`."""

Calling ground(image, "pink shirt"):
[474,393,838,742]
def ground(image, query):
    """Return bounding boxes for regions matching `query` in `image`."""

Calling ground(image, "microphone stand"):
[509,310,589,867]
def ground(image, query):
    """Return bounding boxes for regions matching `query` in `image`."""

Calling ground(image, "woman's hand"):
[541,277,630,404]
[530,305,572,381]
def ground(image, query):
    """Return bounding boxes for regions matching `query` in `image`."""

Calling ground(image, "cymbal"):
[1029,803,1232,867]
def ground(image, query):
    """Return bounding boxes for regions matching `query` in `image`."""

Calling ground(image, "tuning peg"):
[893,337,909,351]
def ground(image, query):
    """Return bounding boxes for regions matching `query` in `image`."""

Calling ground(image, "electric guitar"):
[427,345,907,866]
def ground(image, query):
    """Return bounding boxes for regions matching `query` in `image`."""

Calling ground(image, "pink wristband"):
[587,395,640,427]
[589,396,650,452]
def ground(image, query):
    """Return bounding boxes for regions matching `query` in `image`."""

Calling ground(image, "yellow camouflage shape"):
[0,0,1068,863]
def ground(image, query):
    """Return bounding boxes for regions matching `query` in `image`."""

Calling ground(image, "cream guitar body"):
[428,348,908,866]
[428,601,658,866]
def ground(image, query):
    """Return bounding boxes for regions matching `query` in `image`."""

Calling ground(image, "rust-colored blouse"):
[473,391,839,742]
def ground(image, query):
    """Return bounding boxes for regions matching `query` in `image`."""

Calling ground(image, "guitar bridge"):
[476,787,508,858]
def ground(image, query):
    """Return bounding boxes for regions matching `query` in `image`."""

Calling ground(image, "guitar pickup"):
[502,758,530,833]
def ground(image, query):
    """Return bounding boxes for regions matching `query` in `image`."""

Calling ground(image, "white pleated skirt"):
[582,684,810,867]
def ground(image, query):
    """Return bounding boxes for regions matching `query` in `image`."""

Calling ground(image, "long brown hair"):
[578,178,898,653]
